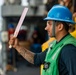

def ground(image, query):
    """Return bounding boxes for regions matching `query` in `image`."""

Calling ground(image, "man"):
[9,5,76,75]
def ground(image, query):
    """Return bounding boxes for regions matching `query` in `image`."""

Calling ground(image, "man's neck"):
[56,31,69,42]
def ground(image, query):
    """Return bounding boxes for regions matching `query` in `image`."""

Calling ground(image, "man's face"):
[45,20,62,37]
[45,20,54,37]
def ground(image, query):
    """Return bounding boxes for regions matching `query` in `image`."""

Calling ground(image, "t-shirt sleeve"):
[34,49,48,66]
[60,44,76,75]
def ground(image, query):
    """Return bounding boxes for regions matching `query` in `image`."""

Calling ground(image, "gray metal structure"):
[1,5,45,17]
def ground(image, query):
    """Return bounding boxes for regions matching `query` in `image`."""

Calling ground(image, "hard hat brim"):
[44,17,76,24]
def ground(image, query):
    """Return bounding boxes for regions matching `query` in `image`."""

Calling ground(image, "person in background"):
[44,0,58,15]
[9,5,76,75]
[8,24,15,39]
[17,25,30,50]
[70,0,76,38]
[7,24,17,71]
[58,0,76,38]
[58,0,73,12]
[30,30,41,53]
[17,26,28,41]
[17,25,31,66]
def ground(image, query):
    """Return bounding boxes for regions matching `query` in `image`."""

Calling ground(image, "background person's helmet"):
[44,5,75,24]
[8,24,14,29]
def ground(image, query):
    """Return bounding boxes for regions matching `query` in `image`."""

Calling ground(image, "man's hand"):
[9,36,19,49]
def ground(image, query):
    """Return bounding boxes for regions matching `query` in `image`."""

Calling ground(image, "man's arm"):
[15,46,35,64]
[15,46,48,65]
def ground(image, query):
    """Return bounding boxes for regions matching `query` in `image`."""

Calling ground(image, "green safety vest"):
[42,34,76,75]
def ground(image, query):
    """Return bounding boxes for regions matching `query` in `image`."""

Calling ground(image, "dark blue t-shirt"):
[34,44,76,75]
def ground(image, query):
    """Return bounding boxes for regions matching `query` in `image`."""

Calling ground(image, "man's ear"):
[58,23,63,31]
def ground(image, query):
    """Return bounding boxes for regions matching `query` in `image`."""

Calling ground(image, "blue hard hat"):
[8,24,14,29]
[44,5,75,24]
